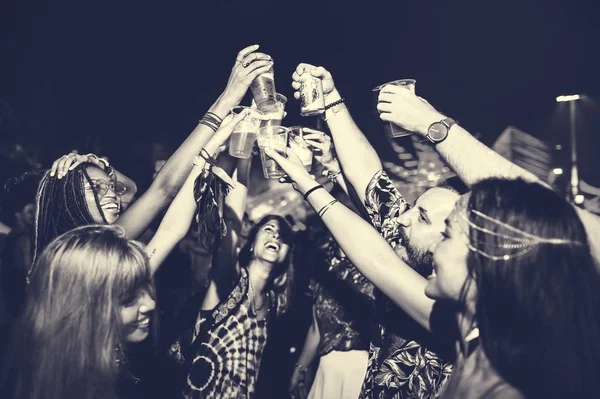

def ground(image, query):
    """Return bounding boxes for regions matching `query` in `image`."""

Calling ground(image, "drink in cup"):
[288,126,313,171]
[229,106,264,159]
[250,67,277,111]
[261,93,287,127]
[257,126,289,179]
[373,79,416,138]
[299,70,325,116]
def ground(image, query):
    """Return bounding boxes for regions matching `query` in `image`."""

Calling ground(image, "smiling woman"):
[166,153,295,398]
[0,225,156,399]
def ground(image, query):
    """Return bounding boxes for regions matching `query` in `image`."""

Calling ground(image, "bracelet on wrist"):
[322,168,341,182]
[317,199,338,218]
[303,185,324,201]
[324,98,345,111]
[294,364,308,374]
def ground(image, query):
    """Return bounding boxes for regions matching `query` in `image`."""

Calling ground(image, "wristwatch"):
[426,117,456,144]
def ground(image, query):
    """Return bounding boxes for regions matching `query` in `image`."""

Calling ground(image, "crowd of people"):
[1,45,599,399]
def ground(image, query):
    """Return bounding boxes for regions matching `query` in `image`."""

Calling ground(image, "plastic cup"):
[261,93,287,127]
[250,67,277,111]
[373,79,416,138]
[299,71,325,116]
[288,127,313,171]
[229,107,264,159]
[257,126,289,179]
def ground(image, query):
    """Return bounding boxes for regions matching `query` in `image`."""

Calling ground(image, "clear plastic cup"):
[257,126,289,179]
[229,106,264,159]
[261,93,287,127]
[250,67,277,111]
[373,79,416,138]
[288,126,313,171]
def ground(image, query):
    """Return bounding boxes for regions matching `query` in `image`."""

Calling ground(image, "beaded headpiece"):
[453,195,581,261]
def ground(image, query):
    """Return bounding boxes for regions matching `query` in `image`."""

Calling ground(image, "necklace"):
[248,275,265,314]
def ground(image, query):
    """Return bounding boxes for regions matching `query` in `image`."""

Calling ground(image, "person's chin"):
[424,278,442,300]
[125,329,150,344]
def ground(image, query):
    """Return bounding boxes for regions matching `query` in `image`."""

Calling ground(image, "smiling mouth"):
[135,317,150,328]
[101,202,120,212]
[265,242,280,251]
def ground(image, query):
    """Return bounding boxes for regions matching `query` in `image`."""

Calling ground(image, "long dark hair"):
[237,215,294,317]
[31,164,105,270]
[2,225,154,399]
[465,178,600,398]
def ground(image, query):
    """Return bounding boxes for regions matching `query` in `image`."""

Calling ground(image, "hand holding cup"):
[223,45,274,107]
[376,84,444,137]
[301,128,335,166]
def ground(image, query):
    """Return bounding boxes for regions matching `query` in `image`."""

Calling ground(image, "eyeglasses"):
[87,179,127,196]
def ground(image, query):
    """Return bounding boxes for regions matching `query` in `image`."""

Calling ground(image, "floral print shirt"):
[359,170,454,399]
[309,237,374,357]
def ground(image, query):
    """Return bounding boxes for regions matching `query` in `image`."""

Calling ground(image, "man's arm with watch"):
[376,84,541,187]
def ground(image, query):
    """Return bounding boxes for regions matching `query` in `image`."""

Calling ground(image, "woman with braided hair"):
[25,45,274,277]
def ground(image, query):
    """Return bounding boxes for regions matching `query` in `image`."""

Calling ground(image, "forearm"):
[299,179,434,330]
[324,89,382,202]
[297,317,320,368]
[436,123,542,187]
[152,95,236,201]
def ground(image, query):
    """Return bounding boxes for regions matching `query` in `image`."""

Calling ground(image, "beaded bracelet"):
[303,185,324,201]
[324,98,346,111]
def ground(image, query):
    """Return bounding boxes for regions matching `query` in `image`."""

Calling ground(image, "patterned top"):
[359,170,454,399]
[309,237,374,357]
[168,268,269,399]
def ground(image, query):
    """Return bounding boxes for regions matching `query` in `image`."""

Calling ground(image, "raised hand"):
[222,45,274,107]
[376,84,443,137]
[291,63,337,100]
[50,152,108,179]
[301,128,335,166]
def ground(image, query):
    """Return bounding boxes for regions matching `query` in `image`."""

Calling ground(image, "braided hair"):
[30,163,106,278]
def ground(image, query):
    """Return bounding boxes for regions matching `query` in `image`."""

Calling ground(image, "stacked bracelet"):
[303,185,324,201]
[199,112,223,132]
[317,199,338,217]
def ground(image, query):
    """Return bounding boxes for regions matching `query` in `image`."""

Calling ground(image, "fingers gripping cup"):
[373,79,416,138]
[288,126,313,171]
[250,67,277,111]
[299,70,325,116]
[261,93,287,127]
[257,126,289,179]
[229,106,264,159]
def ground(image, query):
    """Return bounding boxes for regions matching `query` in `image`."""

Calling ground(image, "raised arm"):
[144,112,245,274]
[115,46,274,239]
[301,128,350,197]
[376,84,600,259]
[291,64,381,204]
[265,148,435,331]
[376,84,541,187]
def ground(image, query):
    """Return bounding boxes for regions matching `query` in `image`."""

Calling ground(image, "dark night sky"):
[1,0,599,183]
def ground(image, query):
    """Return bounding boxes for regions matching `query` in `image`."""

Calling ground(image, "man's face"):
[395,187,460,275]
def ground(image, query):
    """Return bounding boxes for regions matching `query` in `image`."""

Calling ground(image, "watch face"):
[428,122,447,141]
